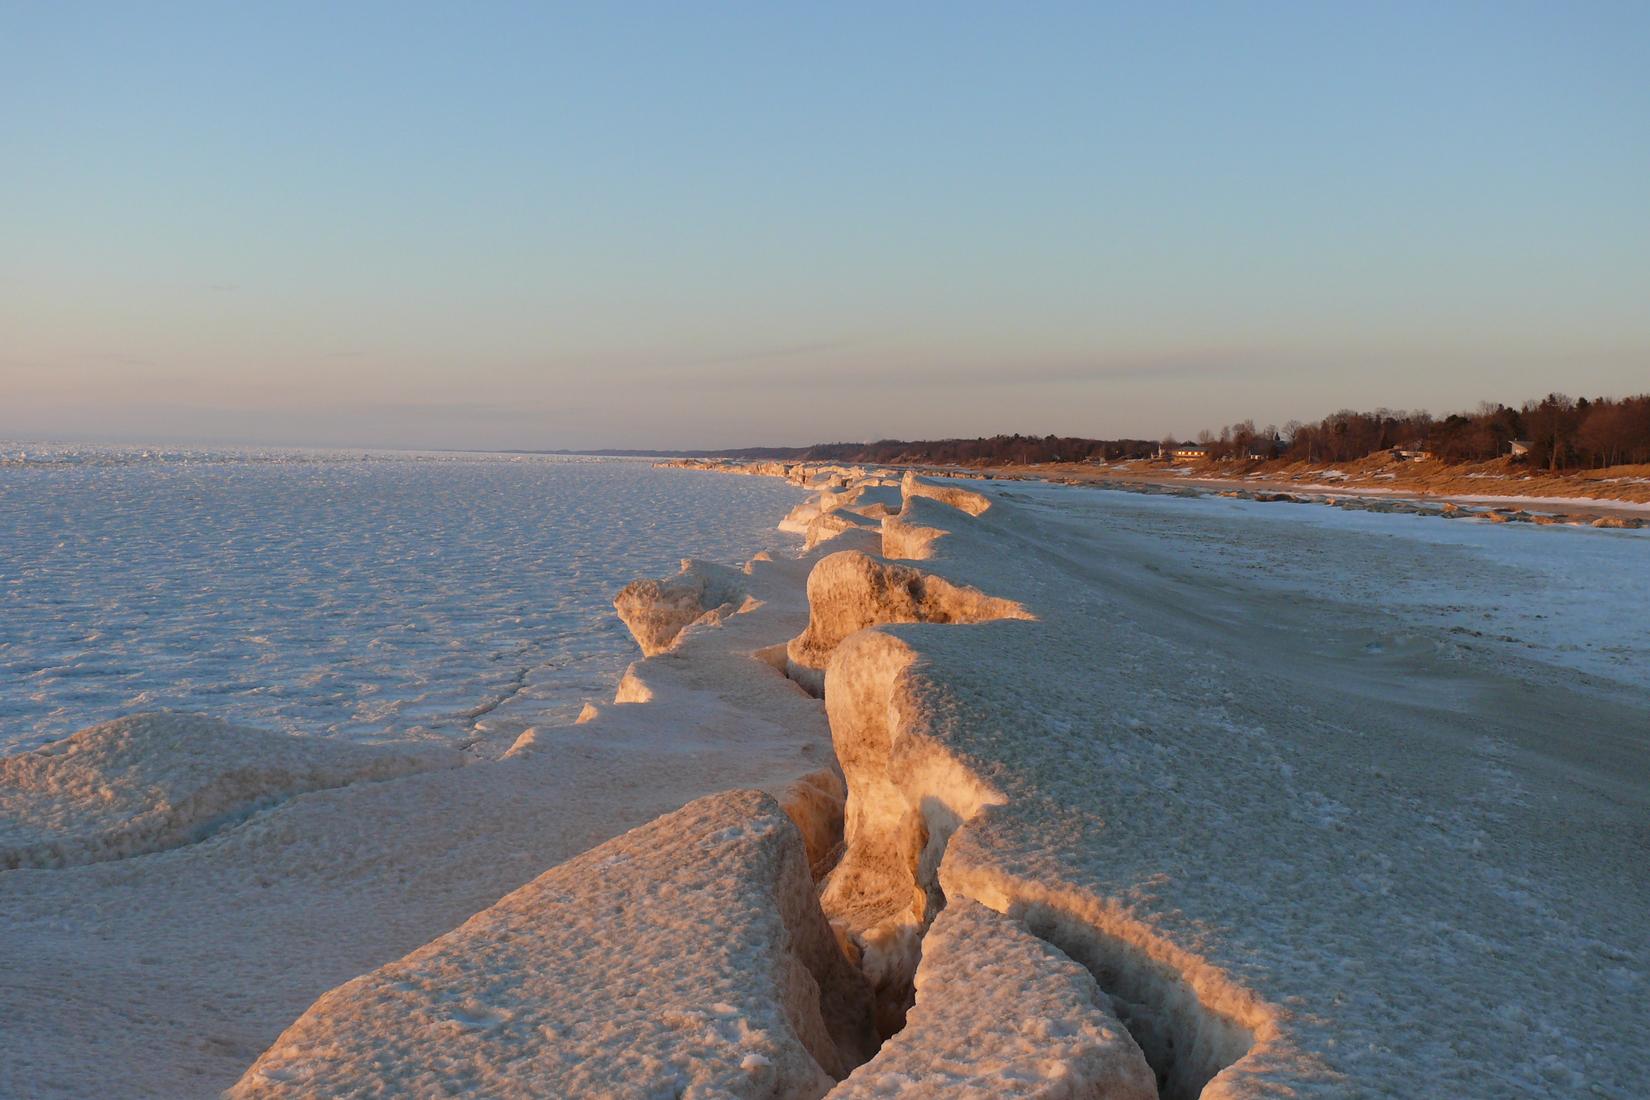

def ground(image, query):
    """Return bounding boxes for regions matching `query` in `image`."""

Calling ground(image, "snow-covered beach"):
[3,461,1646,1097]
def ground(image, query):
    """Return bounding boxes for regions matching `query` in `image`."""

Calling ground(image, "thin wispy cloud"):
[639,355,1274,392]
[694,338,860,367]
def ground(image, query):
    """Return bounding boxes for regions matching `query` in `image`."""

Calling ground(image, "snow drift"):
[0,712,458,869]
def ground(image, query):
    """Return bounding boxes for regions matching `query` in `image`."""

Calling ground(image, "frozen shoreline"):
[4,465,1646,1097]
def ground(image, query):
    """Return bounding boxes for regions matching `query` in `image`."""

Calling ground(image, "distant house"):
[1391,445,1432,462]
[1170,444,1210,461]
[1508,439,1532,458]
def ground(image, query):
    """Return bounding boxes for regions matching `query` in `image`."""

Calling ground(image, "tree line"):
[1190,393,1650,470]
[649,393,1649,471]
[703,434,1162,466]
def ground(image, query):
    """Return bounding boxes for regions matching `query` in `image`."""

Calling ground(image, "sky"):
[2,1,1647,450]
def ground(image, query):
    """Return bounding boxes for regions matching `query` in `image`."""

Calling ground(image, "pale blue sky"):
[3,1,1646,448]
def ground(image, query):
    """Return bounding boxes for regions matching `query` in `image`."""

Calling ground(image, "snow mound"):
[228,789,877,1099]
[830,899,1155,1100]
[614,558,749,655]
[881,493,975,560]
[0,712,459,869]
[900,470,992,516]
[782,498,828,533]
[785,550,1032,695]
[824,480,906,519]
[807,508,885,551]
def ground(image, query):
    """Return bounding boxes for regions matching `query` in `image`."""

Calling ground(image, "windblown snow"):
[2,455,1645,1098]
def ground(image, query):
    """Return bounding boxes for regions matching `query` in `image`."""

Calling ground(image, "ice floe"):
[228,790,876,1099]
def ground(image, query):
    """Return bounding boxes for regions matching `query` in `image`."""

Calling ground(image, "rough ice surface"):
[5,458,1647,1098]
[831,899,1155,1100]
[785,546,1031,696]
[0,478,858,1099]
[613,558,748,656]
[0,711,458,869]
[804,473,1649,1097]
[228,789,875,1100]
[0,447,804,753]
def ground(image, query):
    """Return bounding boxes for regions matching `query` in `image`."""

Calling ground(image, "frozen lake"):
[0,447,803,753]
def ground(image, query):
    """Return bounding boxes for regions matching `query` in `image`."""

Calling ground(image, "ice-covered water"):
[0,446,804,753]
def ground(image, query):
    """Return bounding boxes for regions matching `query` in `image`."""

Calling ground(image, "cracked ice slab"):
[0,712,460,869]
[228,789,876,1100]
[801,473,1650,1097]
[829,899,1155,1100]
[1,532,859,1097]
